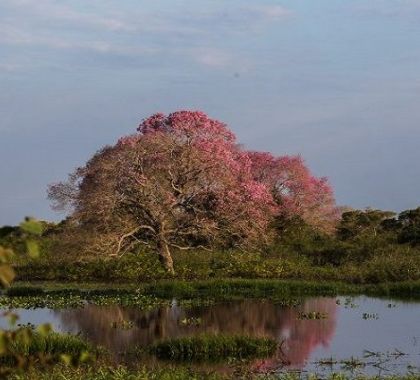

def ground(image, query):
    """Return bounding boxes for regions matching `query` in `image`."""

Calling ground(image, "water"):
[3,296,420,377]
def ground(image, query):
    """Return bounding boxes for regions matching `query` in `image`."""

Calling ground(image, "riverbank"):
[12,246,420,285]
[3,279,420,309]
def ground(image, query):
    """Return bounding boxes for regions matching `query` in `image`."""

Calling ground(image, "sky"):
[1,0,420,225]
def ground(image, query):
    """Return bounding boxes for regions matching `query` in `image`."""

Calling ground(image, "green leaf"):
[79,350,90,363]
[6,312,19,327]
[20,219,44,236]
[18,328,33,346]
[0,264,15,288]
[0,331,7,354]
[36,323,52,336]
[0,246,14,264]
[60,354,72,365]
[26,240,40,258]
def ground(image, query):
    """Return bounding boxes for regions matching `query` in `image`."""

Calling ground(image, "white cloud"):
[193,48,232,68]
[1,0,134,32]
[248,5,291,20]
[351,0,420,18]
[0,23,157,55]
[0,1,292,69]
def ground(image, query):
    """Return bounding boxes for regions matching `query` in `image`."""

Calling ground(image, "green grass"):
[0,330,94,366]
[8,365,420,380]
[9,365,224,380]
[150,334,277,361]
[4,278,420,309]
[12,246,420,285]
[142,278,420,300]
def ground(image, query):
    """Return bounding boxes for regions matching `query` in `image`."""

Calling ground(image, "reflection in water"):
[56,298,337,370]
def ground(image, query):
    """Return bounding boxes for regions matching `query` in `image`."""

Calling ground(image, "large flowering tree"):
[49,111,338,272]
[49,111,275,273]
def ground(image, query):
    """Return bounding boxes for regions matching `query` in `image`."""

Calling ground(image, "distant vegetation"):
[1,207,420,284]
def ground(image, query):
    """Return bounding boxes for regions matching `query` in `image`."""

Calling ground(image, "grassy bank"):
[12,246,420,285]
[3,279,420,309]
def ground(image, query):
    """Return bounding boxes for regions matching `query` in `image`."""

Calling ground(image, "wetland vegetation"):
[1,113,420,379]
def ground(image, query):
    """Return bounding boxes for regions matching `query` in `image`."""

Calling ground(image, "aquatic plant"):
[110,320,134,330]
[1,330,92,364]
[297,311,328,320]
[179,317,202,326]
[362,313,379,320]
[150,334,277,361]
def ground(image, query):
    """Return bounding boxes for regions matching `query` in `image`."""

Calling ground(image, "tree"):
[398,207,420,246]
[247,151,338,233]
[337,208,397,241]
[48,111,276,273]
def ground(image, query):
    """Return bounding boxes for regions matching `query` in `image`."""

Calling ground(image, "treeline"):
[277,207,420,266]
[1,207,419,284]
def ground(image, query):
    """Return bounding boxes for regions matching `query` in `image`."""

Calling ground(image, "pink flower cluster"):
[131,110,337,235]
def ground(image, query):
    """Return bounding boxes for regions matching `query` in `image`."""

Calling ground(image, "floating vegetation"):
[0,289,167,310]
[343,297,359,308]
[297,311,328,320]
[0,294,86,309]
[340,357,366,370]
[363,350,381,358]
[4,279,420,310]
[177,298,216,308]
[390,349,407,358]
[316,356,338,366]
[362,313,379,320]
[110,320,134,330]
[272,298,302,307]
[179,317,202,326]
[150,334,277,361]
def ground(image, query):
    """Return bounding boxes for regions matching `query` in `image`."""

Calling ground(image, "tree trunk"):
[158,239,175,275]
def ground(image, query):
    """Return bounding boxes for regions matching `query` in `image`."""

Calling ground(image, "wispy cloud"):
[193,48,233,68]
[350,0,420,19]
[1,0,134,32]
[0,62,21,72]
[0,23,157,55]
[0,1,292,69]
[247,5,291,19]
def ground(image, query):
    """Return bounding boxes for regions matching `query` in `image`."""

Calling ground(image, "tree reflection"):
[57,297,337,369]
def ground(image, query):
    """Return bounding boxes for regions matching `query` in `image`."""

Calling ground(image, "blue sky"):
[1,0,420,225]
